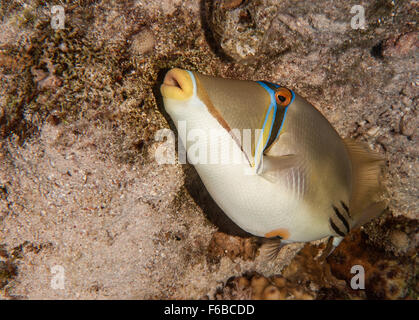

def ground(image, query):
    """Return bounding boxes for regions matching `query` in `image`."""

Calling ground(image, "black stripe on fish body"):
[265,107,286,152]
[332,205,350,233]
[329,218,346,237]
[340,201,351,217]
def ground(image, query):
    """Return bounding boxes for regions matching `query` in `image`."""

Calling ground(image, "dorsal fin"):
[343,139,388,227]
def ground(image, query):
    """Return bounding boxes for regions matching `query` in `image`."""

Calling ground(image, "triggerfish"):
[160,68,387,253]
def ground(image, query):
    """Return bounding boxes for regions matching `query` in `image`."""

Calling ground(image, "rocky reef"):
[0,0,417,299]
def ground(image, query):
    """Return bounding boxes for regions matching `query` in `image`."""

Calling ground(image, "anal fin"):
[260,237,288,261]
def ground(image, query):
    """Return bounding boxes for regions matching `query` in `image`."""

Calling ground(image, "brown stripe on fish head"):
[194,73,232,135]
[193,72,272,165]
[194,72,250,164]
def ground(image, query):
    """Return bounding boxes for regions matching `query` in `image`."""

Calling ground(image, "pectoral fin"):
[259,154,303,183]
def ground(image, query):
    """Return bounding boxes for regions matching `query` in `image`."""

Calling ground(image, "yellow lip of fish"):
[160,68,194,100]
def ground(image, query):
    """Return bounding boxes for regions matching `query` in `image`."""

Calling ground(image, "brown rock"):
[382,31,419,57]
[250,272,316,300]
[205,0,282,62]
[282,242,346,291]
[217,242,344,300]
[389,230,410,253]
[262,285,284,300]
[250,275,270,299]
[328,230,416,299]
[37,75,63,90]
[0,53,18,70]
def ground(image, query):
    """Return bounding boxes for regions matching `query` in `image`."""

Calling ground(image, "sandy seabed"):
[0,0,417,299]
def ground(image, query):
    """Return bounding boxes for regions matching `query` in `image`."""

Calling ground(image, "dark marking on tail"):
[340,201,351,217]
[329,218,346,237]
[333,205,350,233]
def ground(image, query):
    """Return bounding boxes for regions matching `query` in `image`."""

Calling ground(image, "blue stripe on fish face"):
[275,86,294,141]
[254,81,278,168]
[256,81,295,159]
[186,70,197,96]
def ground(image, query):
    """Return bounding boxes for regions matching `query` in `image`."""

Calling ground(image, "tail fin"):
[343,139,388,228]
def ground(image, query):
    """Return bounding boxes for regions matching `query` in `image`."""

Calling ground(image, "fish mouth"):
[160,68,194,100]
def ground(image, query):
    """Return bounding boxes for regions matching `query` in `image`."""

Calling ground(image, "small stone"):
[399,113,417,137]
[46,114,61,126]
[262,285,284,300]
[366,126,380,137]
[389,230,410,253]
[37,75,63,90]
[222,0,243,10]
[237,276,249,289]
[59,42,69,52]
[273,276,286,287]
[131,29,155,55]
[401,96,412,108]
[250,275,270,299]
[31,67,48,82]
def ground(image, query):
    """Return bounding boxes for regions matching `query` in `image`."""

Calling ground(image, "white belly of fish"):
[165,97,329,242]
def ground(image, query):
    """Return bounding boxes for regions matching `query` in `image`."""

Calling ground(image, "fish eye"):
[275,88,292,106]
